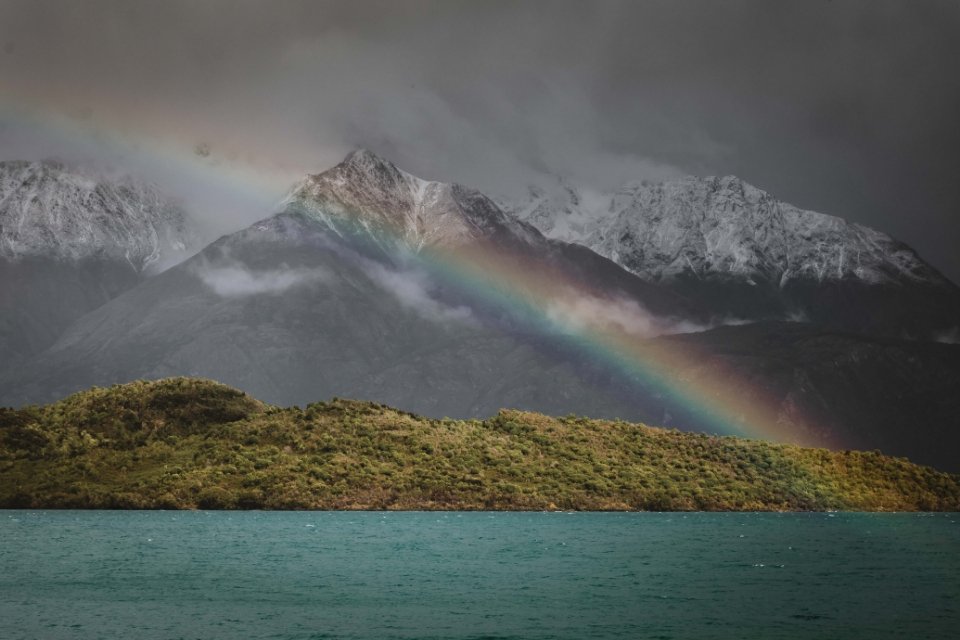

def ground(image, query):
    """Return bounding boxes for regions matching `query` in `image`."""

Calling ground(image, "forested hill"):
[1,378,957,511]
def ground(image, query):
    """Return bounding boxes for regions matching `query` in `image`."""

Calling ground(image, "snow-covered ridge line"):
[0,160,194,271]
[502,174,948,288]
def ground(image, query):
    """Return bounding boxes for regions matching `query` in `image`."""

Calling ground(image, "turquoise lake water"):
[1,511,958,639]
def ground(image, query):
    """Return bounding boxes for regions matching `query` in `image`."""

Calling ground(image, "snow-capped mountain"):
[0,160,192,271]
[0,160,198,370]
[507,175,943,285]
[281,149,542,253]
[504,175,960,336]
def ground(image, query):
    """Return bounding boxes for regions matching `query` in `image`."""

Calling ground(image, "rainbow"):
[0,96,838,450]
[419,238,832,448]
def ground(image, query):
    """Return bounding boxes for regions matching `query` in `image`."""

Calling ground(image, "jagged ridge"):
[505,175,960,335]
[508,175,946,285]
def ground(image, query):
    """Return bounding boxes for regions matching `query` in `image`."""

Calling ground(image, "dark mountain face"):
[0,257,141,367]
[649,271,960,340]
[651,321,960,471]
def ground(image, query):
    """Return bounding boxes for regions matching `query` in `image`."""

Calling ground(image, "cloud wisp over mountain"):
[195,262,332,298]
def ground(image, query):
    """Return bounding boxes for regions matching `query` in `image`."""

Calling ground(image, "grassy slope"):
[1,378,957,511]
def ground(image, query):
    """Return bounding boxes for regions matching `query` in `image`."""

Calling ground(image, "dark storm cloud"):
[0,0,958,281]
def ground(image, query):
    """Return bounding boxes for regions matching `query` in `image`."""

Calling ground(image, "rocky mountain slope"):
[505,176,960,337]
[0,161,195,367]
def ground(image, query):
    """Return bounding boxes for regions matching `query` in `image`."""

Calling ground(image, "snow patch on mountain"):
[0,160,194,271]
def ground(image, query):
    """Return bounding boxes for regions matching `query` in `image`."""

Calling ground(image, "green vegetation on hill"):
[1,378,957,511]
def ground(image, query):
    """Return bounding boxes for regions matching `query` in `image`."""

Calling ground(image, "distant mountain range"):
[1,151,957,470]
[502,175,960,337]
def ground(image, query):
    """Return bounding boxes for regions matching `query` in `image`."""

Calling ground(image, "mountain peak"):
[283,151,536,253]
[337,148,403,181]
[342,148,393,168]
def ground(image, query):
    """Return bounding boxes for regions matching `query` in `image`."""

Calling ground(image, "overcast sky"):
[1,0,958,281]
